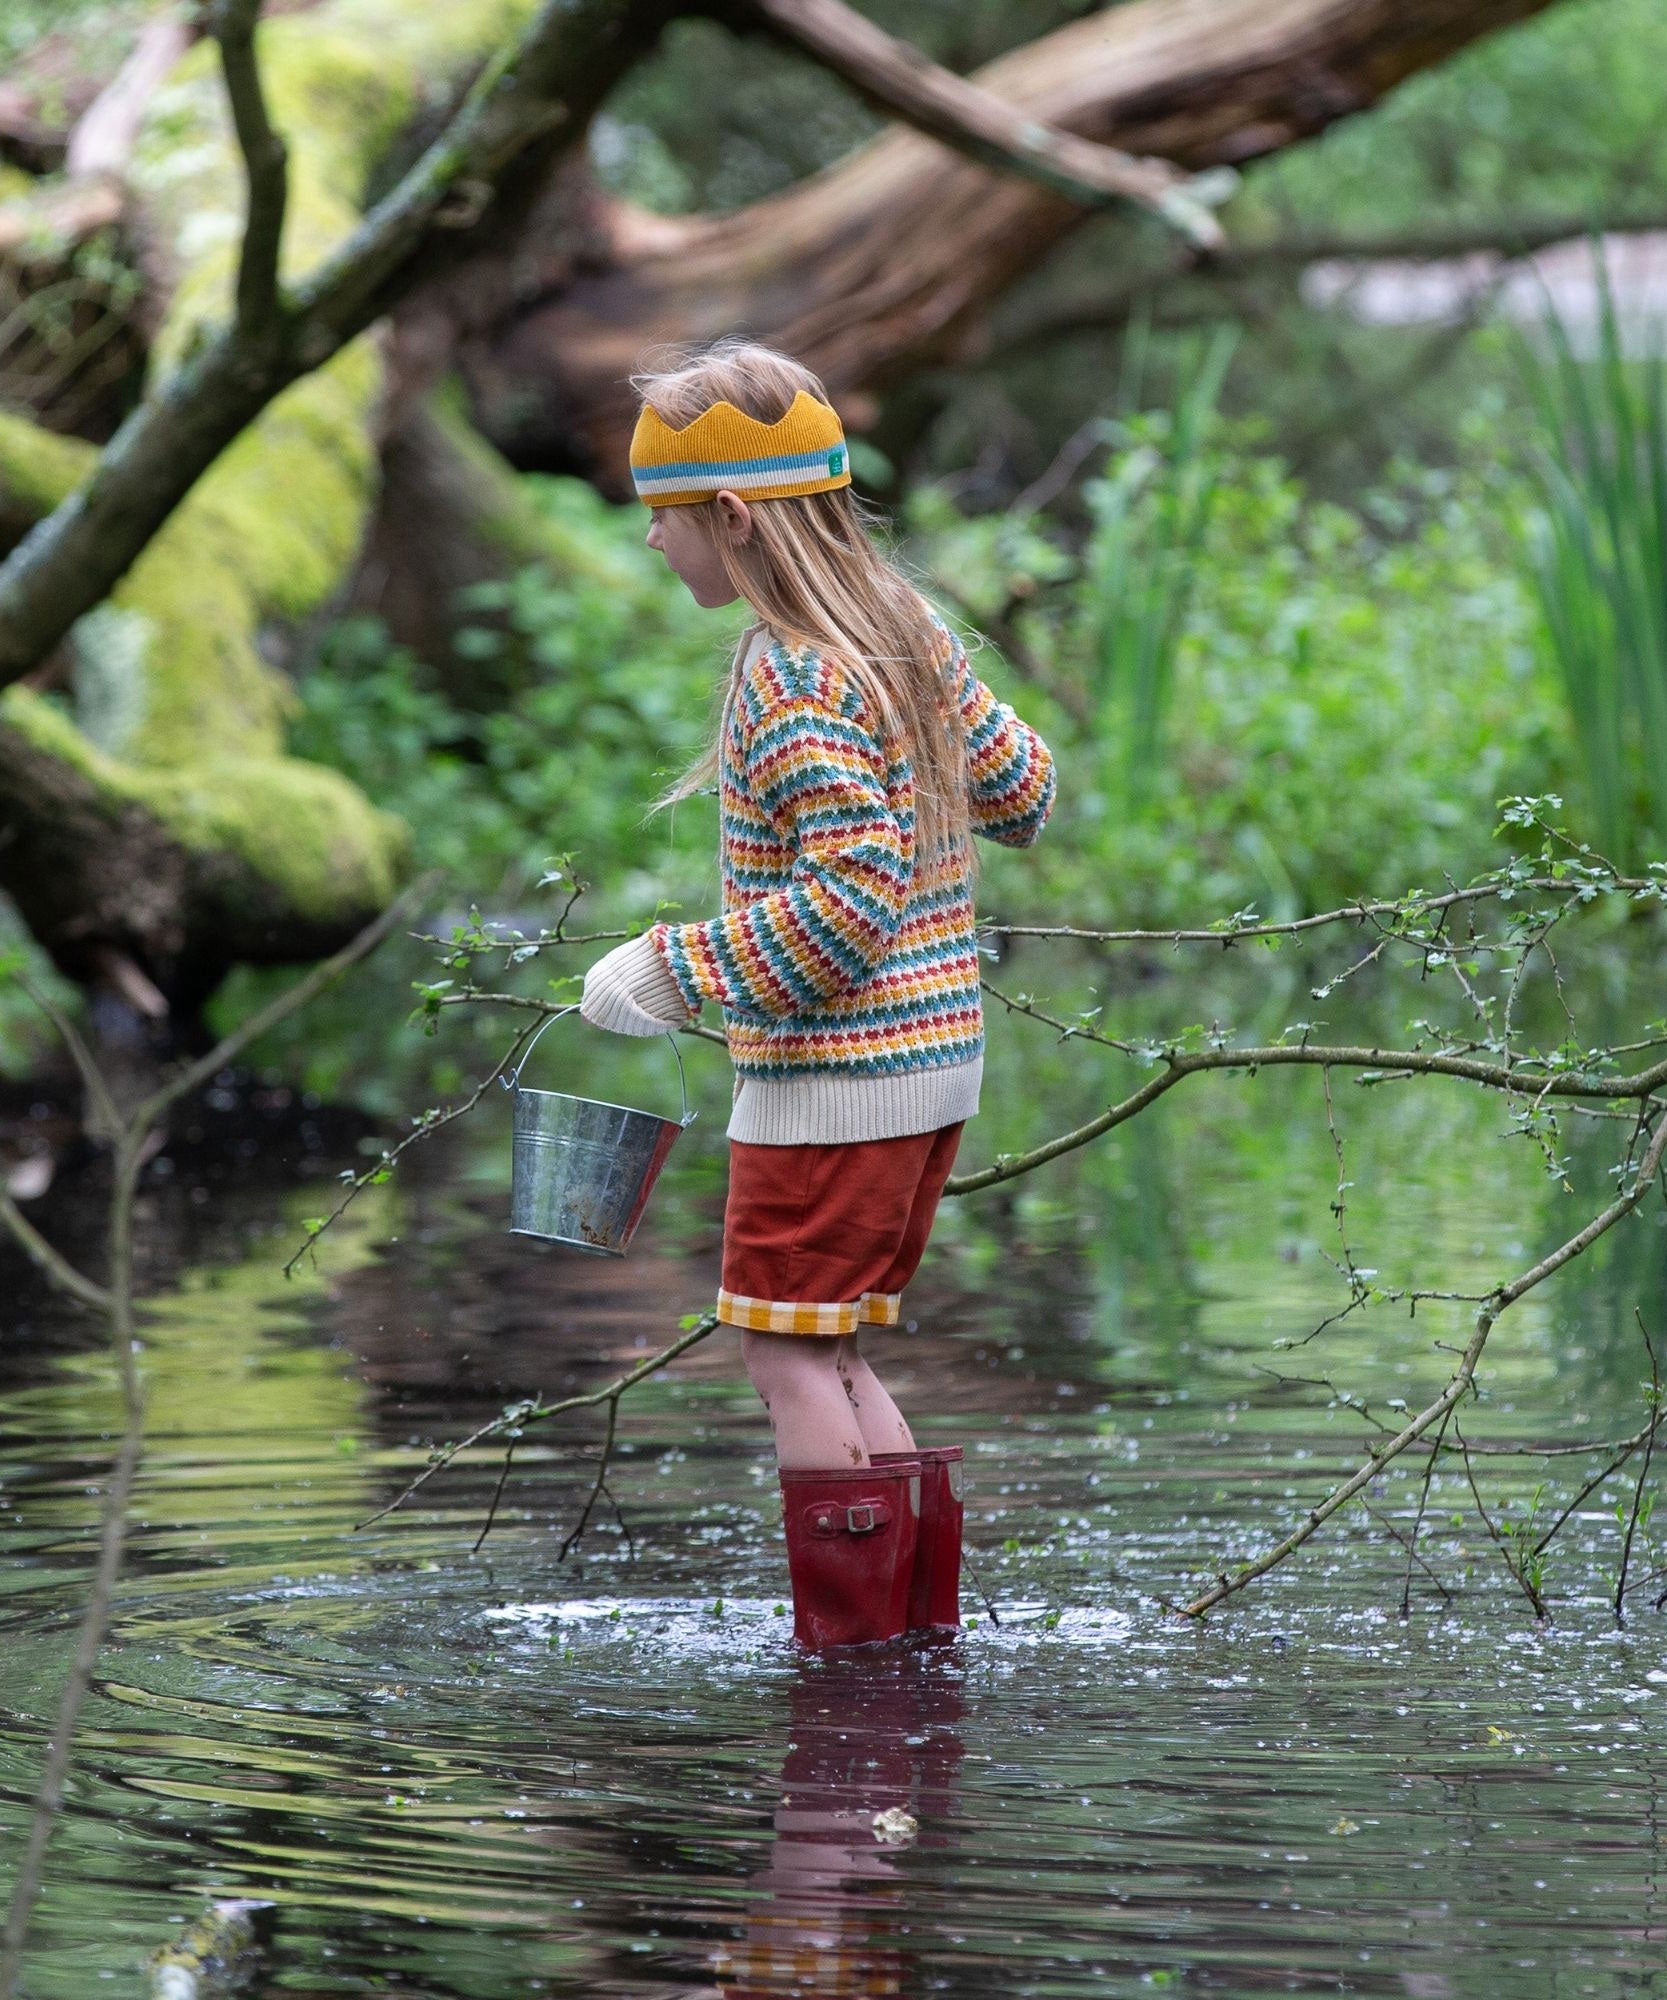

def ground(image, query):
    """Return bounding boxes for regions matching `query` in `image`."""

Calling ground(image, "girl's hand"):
[580,934,695,1037]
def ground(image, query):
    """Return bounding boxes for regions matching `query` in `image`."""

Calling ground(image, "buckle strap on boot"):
[803,1496,893,1537]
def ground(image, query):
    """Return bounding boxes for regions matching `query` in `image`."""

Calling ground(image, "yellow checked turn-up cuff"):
[715,1289,905,1335]
[716,1290,861,1336]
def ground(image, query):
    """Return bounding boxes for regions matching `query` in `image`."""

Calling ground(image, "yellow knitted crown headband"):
[629,388,851,507]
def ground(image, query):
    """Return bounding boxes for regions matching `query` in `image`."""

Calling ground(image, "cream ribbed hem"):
[726,1056,982,1145]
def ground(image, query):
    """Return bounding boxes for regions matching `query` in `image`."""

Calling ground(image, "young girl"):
[580,340,1054,1650]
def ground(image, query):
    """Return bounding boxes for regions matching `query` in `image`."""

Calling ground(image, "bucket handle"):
[500,1004,694,1126]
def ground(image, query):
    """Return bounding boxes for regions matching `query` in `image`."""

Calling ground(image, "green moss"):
[14,0,546,943]
[0,407,95,520]
[2,686,409,922]
[208,343,382,614]
[105,0,539,768]
[79,335,382,768]
[428,379,641,588]
[143,754,410,920]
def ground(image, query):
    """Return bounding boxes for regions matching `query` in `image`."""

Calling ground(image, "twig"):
[210,0,289,332]
[979,980,1138,1055]
[959,1544,1002,1629]
[0,1408,141,1992]
[1360,1497,1454,1606]
[1401,1407,1454,1617]
[559,1395,620,1561]
[356,1314,720,1534]
[1615,1311,1660,1624]
[979,874,1657,949]
[142,874,441,1141]
[0,1188,112,1313]
[284,1006,541,1278]
[471,1428,521,1556]
[1530,1412,1667,1554]
[1455,1419,1547,1619]
[1321,1065,1363,1295]
[14,971,121,1141]
[946,1062,1189,1196]
[0,883,429,1996]
[1180,1111,1667,1618]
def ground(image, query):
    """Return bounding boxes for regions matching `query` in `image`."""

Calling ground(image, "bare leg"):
[836,1335,915,1456]
[742,1331,870,1470]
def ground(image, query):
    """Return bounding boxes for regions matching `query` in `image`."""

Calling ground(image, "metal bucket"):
[503,1007,695,1255]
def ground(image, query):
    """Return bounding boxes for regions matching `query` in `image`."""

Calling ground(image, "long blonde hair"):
[635,340,970,871]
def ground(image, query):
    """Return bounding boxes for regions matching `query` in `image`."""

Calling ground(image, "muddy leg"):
[742,1331,870,1469]
[836,1335,916,1457]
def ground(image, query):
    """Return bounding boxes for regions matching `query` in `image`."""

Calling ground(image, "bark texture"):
[461,0,1556,484]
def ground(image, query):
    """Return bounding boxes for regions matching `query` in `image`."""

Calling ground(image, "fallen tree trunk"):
[458,0,1557,481]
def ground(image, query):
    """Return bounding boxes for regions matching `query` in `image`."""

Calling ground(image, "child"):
[580,340,1054,1650]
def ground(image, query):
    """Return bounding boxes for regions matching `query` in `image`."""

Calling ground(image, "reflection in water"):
[5,1028,1667,1994]
[716,1652,964,2000]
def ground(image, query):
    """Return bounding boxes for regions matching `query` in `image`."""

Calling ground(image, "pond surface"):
[3,967,1667,1998]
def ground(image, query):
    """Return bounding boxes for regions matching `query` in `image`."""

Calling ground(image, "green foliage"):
[290,441,1561,950]
[1249,0,1667,238]
[911,448,1560,926]
[1073,327,1235,796]
[288,475,738,914]
[1515,272,1667,865]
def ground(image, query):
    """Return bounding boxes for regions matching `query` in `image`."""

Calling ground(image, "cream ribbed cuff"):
[580,933,690,1037]
[727,1056,982,1145]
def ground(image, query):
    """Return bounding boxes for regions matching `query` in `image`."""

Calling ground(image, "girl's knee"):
[741,1330,843,1400]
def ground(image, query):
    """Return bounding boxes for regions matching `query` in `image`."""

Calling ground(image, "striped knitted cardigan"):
[651,614,1055,1084]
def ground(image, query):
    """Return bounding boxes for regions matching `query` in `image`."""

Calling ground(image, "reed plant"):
[1518,262,1667,863]
[1078,324,1236,796]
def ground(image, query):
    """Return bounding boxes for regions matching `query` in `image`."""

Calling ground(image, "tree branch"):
[356,1313,720,1534]
[987,206,1667,361]
[1615,1312,1661,1623]
[130,871,441,1141]
[210,0,290,334]
[981,872,1661,948]
[0,874,433,1990]
[1180,1111,1667,1618]
[945,1009,1667,1200]
[0,1188,112,1314]
[13,971,122,1141]
[0,0,673,688]
[742,0,1226,248]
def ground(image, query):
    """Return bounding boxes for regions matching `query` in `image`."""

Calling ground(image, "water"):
[3,989,1667,1997]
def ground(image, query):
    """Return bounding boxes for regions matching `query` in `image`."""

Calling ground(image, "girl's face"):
[645,492,752,608]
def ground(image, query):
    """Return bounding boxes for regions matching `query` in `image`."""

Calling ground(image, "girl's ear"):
[713,490,754,545]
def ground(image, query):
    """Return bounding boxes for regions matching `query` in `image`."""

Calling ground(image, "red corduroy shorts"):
[716,1123,964,1337]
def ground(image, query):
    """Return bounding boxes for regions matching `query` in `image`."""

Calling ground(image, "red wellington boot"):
[874,1445,962,1632]
[778,1461,920,1650]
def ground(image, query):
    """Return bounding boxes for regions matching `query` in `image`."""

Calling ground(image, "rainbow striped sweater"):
[651,615,1055,1097]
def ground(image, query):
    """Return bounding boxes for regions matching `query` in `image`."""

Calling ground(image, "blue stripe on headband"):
[635,446,839,481]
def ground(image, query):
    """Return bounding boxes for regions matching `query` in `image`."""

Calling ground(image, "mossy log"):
[0,1,563,1014]
[149,1897,275,2000]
